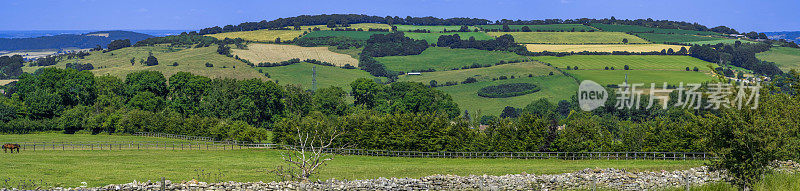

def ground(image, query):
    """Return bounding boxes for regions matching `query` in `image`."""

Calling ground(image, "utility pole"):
[312,65,317,92]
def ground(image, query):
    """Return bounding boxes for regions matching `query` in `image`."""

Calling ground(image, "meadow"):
[488,32,649,44]
[403,32,494,44]
[232,43,358,67]
[589,23,720,36]
[685,39,756,45]
[565,70,714,87]
[393,25,480,32]
[438,75,578,116]
[478,24,594,32]
[525,44,688,53]
[205,29,305,42]
[36,45,266,80]
[634,33,726,44]
[756,46,800,72]
[300,23,392,31]
[0,148,704,188]
[256,62,377,91]
[375,47,531,72]
[398,61,557,83]
[300,30,389,40]
[534,55,715,71]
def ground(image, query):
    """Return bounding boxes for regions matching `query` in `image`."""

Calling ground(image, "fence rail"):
[10,141,714,160]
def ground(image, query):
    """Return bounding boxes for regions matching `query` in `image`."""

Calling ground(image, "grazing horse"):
[2,144,20,153]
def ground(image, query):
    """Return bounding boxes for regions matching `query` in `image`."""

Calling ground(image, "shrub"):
[462,77,478,84]
[205,62,214,67]
[477,83,541,98]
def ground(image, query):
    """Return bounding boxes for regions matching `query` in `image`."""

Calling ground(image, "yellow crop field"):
[525,44,688,52]
[206,29,305,42]
[232,44,358,67]
[488,32,649,44]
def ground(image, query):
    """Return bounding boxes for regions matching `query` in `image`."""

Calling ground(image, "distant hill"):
[765,31,800,43]
[0,30,154,51]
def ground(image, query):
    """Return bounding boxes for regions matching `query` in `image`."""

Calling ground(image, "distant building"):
[407,72,422,75]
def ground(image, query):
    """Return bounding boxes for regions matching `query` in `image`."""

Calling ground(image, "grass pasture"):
[566,70,714,87]
[300,30,389,40]
[300,23,392,31]
[535,55,715,71]
[488,32,649,44]
[634,33,726,44]
[375,47,531,72]
[393,25,480,32]
[398,61,558,83]
[478,24,594,32]
[257,62,377,91]
[685,39,756,45]
[525,44,688,53]
[590,23,720,36]
[0,147,703,188]
[232,43,358,67]
[36,45,266,80]
[404,32,494,44]
[756,47,800,72]
[439,75,578,115]
[206,29,305,42]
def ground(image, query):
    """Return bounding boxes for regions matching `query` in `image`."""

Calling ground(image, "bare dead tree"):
[274,125,346,182]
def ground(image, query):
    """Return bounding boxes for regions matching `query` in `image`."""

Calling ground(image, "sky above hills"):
[1,0,798,32]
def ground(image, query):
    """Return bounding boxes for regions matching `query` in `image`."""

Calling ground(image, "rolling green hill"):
[439,74,578,116]
[375,47,531,72]
[756,47,800,72]
[566,70,714,87]
[398,61,557,84]
[634,33,726,44]
[478,24,594,32]
[535,55,715,71]
[393,25,480,32]
[257,62,381,91]
[404,32,493,44]
[301,30,390,40]
[488,32,649,44]
[33,45,265,80]
[590,23,720,36]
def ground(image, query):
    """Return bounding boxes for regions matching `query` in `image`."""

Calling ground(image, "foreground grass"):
[662,173,800,191]
[376,47,531,72]
[756,47,800,72]
[0,149,704,188]
[438,75,577,116]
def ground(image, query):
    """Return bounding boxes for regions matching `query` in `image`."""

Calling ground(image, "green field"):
[393,25,480,32]
[404,32,494,44]
[439,75,578,116]
[535,55,716,71]
[0,148,704,188]
[300,30,390,40]
[300,23,392,31]
[375,47,531,72]
[634,33,726,44]
[398,61,557,83]
[686,39,756,45]
[28,45,265,80]
[478,24,594,32]
[756,47,800,72]
[488,32,649,44]
[566,70,714,87]
[590,23,720,36]
[257,62,379,91]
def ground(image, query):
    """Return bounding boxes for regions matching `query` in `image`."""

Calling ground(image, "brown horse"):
[2,144,20,153]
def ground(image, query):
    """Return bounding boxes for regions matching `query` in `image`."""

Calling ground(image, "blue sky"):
[1,0,798,32]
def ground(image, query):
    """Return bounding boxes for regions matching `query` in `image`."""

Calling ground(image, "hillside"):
[0,31,153,51]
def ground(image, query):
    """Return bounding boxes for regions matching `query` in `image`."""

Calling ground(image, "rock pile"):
[34,167,728,191]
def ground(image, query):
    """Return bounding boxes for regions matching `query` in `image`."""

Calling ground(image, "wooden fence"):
[11,141,714,160]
